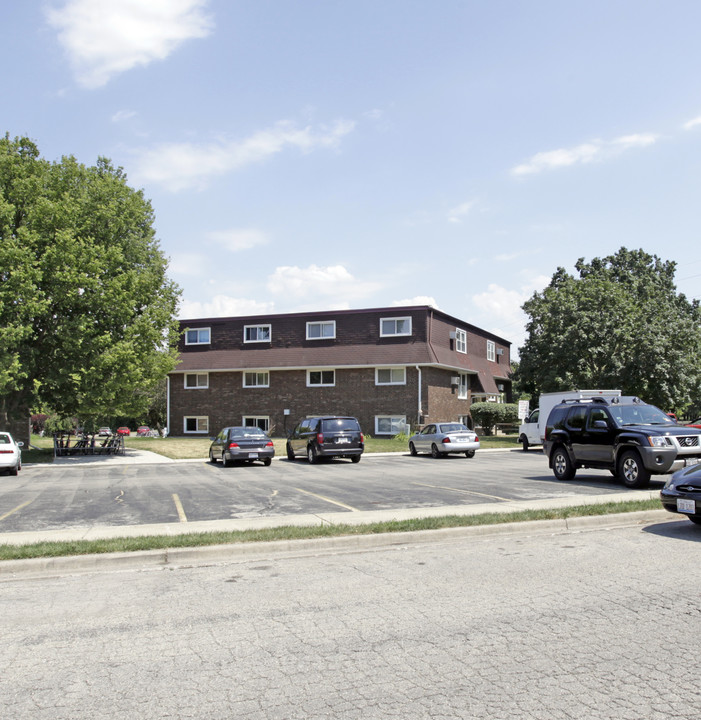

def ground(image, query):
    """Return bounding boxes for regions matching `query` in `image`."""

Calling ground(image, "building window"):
[375,415,407,435]
[243,371,269,388]
[306,321,336,340]
[185,328,210,345]
[184,416,208,434]
[244,324,271,343]
[487,340,496,362]
[184,373,208,389]
[307,369,335,387]
[376,367,406,385]
[243,416,270,432]
[458,373,469,400]
[380,317,412,337]
[455,328,467,354]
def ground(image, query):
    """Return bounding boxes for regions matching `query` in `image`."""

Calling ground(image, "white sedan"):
[409,423,480,458]
[0,432,23,475]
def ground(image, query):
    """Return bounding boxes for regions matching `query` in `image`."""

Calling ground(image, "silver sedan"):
[409,423,480,458]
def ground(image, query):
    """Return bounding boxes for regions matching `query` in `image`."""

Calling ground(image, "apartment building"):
[168,305,512,437]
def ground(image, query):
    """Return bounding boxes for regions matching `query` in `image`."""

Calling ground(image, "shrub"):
[470,402,519,436]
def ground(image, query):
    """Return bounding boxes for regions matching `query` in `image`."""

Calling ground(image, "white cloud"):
[267,264,381,301]
[131,119,355,191]
[46,0,213,89]
[511,132,659,176]
[168,252,208,277]
[206,228,269,252]
[111,109,137,123]
[683,115,701,130]
[447,200,476,224]
[179,295,274,319]
[392,296,439,308]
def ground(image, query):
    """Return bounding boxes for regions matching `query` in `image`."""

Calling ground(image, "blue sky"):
[5,1,701,355]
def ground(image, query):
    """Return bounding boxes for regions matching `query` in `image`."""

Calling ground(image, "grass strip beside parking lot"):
[0,498,661,561]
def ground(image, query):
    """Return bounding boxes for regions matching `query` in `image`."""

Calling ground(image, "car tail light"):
[442,437,452,444]
[474,435,479,442]
[316,433,324,445]
[228,442,239,449]
[360,433,364,443]
[266,441,274,447]
[0,450,13,454]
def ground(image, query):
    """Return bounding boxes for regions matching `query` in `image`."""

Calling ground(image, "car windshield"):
[438,424,467,433]
[608,404,675,426]
[321,419,358,432]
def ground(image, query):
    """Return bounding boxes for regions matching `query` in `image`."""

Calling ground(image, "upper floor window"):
[307,369,335,387]
[455,328,467,354]
[244,325,271,343]
[380,317,412,337]
[487,340,496,362]
[306,321,336,340]
[376,367,406,385]
[184,373,208,389]
[185,327,210,345]
[243,371,270,388]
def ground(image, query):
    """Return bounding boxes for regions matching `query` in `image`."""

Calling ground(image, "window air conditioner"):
[450,376,460,385]
[496,348,504,355]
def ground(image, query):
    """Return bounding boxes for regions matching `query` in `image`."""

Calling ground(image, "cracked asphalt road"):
[1,516,699,719]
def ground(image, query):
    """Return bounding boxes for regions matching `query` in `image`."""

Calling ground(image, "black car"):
[543,395,701,488]
[286,416,364,463]
[660,463,701,525]
[209,426,275,467]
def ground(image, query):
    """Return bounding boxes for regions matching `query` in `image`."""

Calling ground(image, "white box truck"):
[517,390,621,451]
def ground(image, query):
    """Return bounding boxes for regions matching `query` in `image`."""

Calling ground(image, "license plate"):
[677,498,696,514]
[248,452,258,459]
[336,437,350,444]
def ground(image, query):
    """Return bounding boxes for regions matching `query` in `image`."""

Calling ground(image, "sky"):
[4,0,701,356]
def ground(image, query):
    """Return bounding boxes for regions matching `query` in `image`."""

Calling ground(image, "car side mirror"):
[17,441,24,447]
[592,420,608,430]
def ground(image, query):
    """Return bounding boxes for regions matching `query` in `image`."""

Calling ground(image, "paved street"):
[0,451,661,535]
[1,517,698,719]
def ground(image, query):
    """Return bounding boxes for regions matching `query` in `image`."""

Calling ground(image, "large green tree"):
[516,247,701,411]
[0,134,181,426]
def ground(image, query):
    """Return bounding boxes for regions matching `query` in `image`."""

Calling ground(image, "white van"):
[518,390,621,451]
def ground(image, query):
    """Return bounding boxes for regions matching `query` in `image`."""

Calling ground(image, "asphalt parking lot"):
[0,450,663,536]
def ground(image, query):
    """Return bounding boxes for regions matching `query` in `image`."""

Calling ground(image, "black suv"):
[543,396,701,488]
[286,416,364,464]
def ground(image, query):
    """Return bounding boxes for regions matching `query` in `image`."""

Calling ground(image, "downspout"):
[415,365,422,424]
[166,375,171,435]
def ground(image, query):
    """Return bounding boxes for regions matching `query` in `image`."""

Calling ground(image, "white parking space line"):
[293,487,359,511]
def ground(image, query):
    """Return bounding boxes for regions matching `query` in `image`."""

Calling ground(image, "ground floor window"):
[243,371,270,388]
[375,415,407,435]
[184,416,209,434]
[243,416,270,432]
[458,373,469,399]
[459,414,473,429]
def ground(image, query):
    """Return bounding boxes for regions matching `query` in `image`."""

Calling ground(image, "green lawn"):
[24,433,521,462]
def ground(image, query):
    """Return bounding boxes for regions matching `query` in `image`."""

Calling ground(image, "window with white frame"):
[306,320,336,340]
[243,371,269,388]
[184,373,208,389]
[487,340,496,362]
[380,316,412,337]
[244,325,271,343]
[375,367,406,385]
[455,328,467,354]
[458,373,469,399]
[307,369,335,386]
[185,327,210,345]
[375,415,407,435]
[184,416,208,434]
[243,416,270,432]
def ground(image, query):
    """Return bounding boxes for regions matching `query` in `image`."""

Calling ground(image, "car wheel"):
[465,450,475,458]
[687,516,701,525]
[9,464,18,476]
[520,435,529,452]
[431,444,441,458]
[263,458,272,467]
[286,442,295,461]
[618,450,650,489]
[307,445,318,464]
[209,449,217,464]
[552,446,575,481]
[351,454,361,463]
[222,451,232,468]
[409,442,417,456]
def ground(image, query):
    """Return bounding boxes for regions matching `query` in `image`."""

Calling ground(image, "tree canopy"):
[0,134,181,424]
[516,247,701,411]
